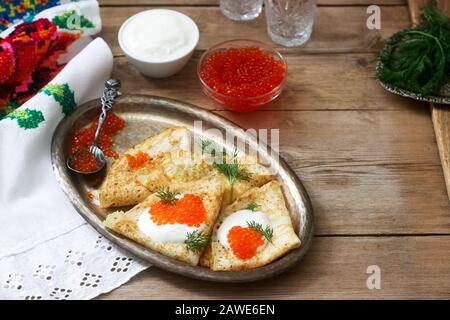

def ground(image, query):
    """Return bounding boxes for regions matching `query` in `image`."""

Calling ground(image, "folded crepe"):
[199,154,273,268]
[207,181,301,271]
[104,177,224,266]
[134,149,215,193]
[99,126,191,208]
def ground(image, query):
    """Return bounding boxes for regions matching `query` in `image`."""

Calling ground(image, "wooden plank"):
[432,104,450,201]
[99,5,410,55]
[296,163,448,235]
[217,110,441,166]
[407,0,450,201]
[113,52,426,111]
[99,0,406,5]
[215,110,450,235]
[99,235,450,299]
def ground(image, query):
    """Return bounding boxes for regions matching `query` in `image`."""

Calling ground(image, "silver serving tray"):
[51,95,314,282]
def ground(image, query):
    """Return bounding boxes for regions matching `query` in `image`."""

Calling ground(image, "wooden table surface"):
[98,0,450,299]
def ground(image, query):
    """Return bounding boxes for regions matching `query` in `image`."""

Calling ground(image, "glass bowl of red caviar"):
[198,39,287,112]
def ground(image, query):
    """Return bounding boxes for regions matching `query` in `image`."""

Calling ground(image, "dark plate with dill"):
[376,1,450,105]
[51,94,314,282]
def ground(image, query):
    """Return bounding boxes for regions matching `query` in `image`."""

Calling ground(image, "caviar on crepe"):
[136,188,210,252]
[217,209,274,260]
[125,150,150,170]
[227,225,265,260]
[149,193,207,227]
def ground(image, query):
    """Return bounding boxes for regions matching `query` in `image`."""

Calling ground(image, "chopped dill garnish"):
[200,139,215,156]
[213,150,251,203]
[156,187,180,206]
[199,138,227,160]
[247,221,273,244]
[246,202,260,211]
[184,230,210,253]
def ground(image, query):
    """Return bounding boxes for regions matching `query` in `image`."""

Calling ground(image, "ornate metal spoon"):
[67,78,121,174]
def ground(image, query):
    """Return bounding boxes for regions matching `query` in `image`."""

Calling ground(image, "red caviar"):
[227,226,265,260]
[200,47,286,111]
[149,194,207,227]
[69,112,125,172]
[125,150,150,170]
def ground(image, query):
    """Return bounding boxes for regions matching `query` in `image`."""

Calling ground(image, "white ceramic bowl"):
[118,9,199,78]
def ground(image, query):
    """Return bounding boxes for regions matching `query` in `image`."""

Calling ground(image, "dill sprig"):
[247,221,273,244]
[200,139,215,155]
[199,138,227,159]
[156,187,180,206]
[199,141,252,203]
[184,230,210,253]
[246,202,260,211]
[213,150,251,203]
[376,0,450,96]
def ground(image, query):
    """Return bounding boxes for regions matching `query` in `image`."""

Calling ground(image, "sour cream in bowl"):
[118,9,199,78]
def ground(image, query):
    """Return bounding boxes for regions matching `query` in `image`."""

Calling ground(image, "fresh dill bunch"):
[184,230,210,253]
[156,187,180,206]
[246,202,260,211]
[376,0,450,96]
[420,0,450,39]
[247,221,273,244]
[213,150,251,203]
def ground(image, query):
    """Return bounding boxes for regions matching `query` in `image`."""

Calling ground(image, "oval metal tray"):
[51,94,314,282]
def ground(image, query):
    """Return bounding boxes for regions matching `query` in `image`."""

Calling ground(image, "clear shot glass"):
[220,0,264,21]
[265,0,316,47]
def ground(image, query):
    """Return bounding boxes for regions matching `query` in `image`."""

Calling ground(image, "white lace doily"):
[0,224,150,300]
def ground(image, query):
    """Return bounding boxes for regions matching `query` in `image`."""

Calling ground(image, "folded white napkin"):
[0,1,148,300]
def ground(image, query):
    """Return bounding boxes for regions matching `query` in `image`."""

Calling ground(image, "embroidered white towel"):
[0,1,148,300]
